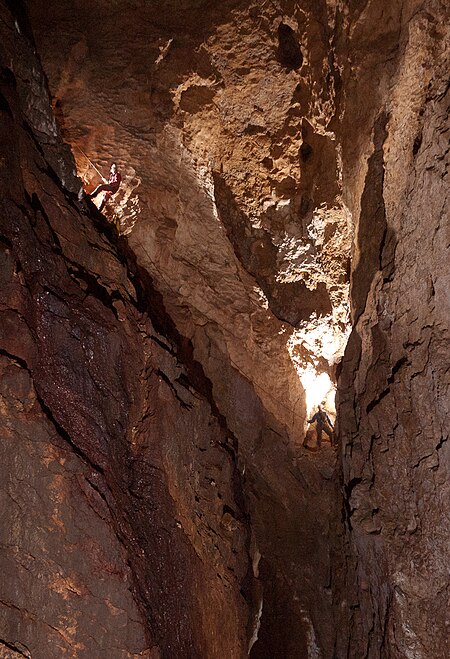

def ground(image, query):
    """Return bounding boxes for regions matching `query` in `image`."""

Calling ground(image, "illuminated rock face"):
[0,7,251,656]
[27,0,355,444]
[1,0,448,657]
[1,3,340,657]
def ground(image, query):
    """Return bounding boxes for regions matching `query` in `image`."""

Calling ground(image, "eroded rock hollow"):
[0,0,448,657]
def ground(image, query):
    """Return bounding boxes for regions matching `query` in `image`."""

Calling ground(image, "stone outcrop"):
[335,2,450,657]
[27,0,354,441]
[1,2,340,657]
[0,5,251,655]
[0,0,449,657]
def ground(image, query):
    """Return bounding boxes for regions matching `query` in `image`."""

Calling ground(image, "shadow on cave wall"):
[212,171,332,326]
[277,22,303,70]
[351,111,397,322]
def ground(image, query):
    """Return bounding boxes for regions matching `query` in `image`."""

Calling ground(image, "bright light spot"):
[252,285,269,309]
[290,315,350,365]
[287,314,350,422]
[297,366,335,418]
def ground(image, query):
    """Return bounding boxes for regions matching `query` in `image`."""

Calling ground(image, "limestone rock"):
[0,0,448,657]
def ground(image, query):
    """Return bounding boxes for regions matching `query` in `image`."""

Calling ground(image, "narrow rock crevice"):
[0,0,448,657]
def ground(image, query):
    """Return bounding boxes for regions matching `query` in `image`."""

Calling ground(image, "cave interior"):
[0,1,449,658]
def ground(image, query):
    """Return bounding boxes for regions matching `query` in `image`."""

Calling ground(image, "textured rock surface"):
[23,1,348,656]
[27,0,354,442]
[335,1,450,657]
[0,0,449,657]
[0,5,251,656]
[1,2,342,657]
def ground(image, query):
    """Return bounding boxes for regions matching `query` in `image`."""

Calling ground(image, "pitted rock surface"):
[27,0,355,444]
[335,3,450,656]
[0,0,449,658]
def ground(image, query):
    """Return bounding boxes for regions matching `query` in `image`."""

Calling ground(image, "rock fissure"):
[1,0,449,657]
[0,638,31,658]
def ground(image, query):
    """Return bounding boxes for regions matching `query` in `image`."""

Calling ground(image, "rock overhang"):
[28,0,353,441]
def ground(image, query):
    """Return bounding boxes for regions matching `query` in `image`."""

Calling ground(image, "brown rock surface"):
[0,5,251,656]
[21,1,348,656]
[27,0,353,443]
[334,1,450,657]
[0,0,448,657]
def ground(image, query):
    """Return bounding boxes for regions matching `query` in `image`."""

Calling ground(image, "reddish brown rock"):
[0,5,251,656]
[20,1,348,656]
[0,0,448,657]
[27,0,353,444]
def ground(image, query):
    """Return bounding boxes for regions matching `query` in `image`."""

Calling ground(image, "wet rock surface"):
[0,2,340,657]
[0,6,250,656]
[27,0,354,443]
[0,0,449,657]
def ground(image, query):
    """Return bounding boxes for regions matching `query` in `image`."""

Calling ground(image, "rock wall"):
[0,0,449,657]
[335,1,450,657]
[1,2,341,657]
[19,1,351,656]
[26,0,353,443]
[0,5,251,656]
